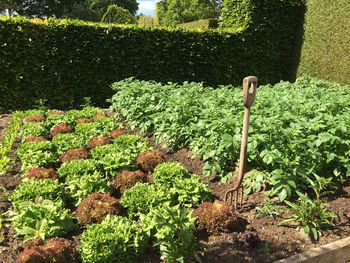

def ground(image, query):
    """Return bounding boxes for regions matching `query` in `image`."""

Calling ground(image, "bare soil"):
[0,120,349,263]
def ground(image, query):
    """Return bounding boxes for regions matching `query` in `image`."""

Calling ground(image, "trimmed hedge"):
[221,0,306,83]
[0,10,304,111]
[177,19,219,30]
[297,0,350,86]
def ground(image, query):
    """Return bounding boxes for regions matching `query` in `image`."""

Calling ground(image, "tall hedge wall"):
[0,11,304,111]
[297,0,350,86]
[221,0,306,83]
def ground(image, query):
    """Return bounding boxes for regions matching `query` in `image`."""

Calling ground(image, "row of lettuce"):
[110,76,350,201]
[4,107,238,263]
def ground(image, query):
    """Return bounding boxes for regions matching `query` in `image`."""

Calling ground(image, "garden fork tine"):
[225,76,258,210]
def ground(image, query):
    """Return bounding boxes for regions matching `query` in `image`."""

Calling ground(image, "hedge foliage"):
[0,7,305,112]
[297,0,350,86]
[177,19,219,30]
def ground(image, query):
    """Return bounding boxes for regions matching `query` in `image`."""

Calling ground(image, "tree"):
[138,15,155,26]
[4,0,83,18]
[155,0,220,26]
[101,4,136,24]
[89,0,138,16]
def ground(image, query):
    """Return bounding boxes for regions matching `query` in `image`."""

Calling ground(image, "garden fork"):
[225,76,258,210]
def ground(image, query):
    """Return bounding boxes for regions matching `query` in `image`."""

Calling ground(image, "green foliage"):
[155,0,219,26]
[141,204,197,262]
[91,134,151,176]
[171,175,211,207]
[0,16,302,112]
[11,179,66,209]
[120,182,168,218]
[21,122,48,140]
[220,0,305,81]
[52,133,85,155]
[80,215,148,263]
[10,198,77,241]
[101,5,136,24]
[153,162,189,186]
[17,141,57,172]
[137,15,154,26]
[45,113,67,129]
[243,170,270,195]
[0,111,22,174]
[280,192,336,241]
[22,109,46,117]
[110,77,350,199]
[57,159,98,179]
[89,0,139,17]
[65,171,111,205]
[255,199,282,219]
[5,0,80,18]
[74,117,121,142]
[177,19,218,30]
[66,107,104,123]
[298,0,350,85]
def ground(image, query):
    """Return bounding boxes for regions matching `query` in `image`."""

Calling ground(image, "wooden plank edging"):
[274,236,350,263]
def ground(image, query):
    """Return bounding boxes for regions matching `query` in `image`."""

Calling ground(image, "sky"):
[137,0,156,16]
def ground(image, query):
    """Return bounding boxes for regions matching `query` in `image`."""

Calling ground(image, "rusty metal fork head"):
[225,186,244,210]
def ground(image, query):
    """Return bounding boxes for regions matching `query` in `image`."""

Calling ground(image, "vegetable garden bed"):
[0,77,349,263]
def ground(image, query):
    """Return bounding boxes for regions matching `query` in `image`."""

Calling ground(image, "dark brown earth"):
[0,120,349,263]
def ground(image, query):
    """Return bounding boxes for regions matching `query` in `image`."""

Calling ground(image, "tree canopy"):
[101,4,136,24]
[155,0,220,26]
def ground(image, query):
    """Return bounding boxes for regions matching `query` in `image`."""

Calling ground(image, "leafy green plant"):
[141,204,197,262]
[76,193,121,225]
[66,107,104,123]
[0,111,22,174]
[17,141,57,172]
[57,159,98,180]
[120,182,169,218]
[65,171,111,205]
[170,175,211,208]
[80,215,148,263]
[91,135,151,176]
[305,173,335,200]
[45,111,67,129]
[114,170,147,193]
[255,198,283,219]
[243,170,270,195]
[110,77,350,199]
[9,198,77,240]
[11,179,66,210]
[21,122,48,140]
[22,109,46,118]
[153,162,190,186]
[17,237,79,263]
[52,133,84,155]
[279,192,336,241]
[194,200,238,234]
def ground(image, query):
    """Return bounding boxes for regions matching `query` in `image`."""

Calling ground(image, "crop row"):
[5,107,238,263]
[109,76,350,200]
